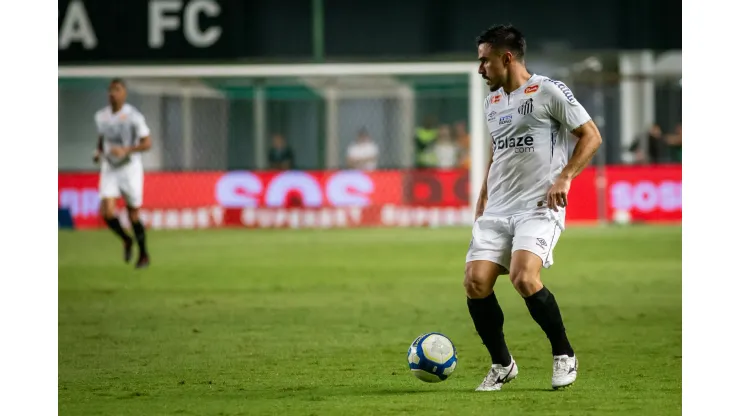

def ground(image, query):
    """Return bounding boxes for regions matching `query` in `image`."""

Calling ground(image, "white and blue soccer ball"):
[407,332,458,383]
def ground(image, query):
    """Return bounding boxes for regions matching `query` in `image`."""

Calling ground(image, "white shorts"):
[98,162,144,208]
[465,209,564,273]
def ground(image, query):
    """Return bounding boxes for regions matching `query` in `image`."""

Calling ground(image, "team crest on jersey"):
[518,98,534,115]
[524,85,539,95]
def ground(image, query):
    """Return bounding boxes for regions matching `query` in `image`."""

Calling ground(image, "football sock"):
[131,221,148,256]
[105,217,131,242]
[467,292,512,366]
[524,286,574,357]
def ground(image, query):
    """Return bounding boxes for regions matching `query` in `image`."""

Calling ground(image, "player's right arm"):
[475,94,496,220]
[474,157,494,220]
[93,135,103,164]
[93,111,104,164]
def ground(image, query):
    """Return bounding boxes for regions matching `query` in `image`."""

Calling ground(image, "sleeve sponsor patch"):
[546,79,577,103]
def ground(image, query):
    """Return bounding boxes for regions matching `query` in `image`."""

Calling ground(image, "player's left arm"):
[117,112,153,157]
[549,121,602,208]
[126,136,152,154]
[544,80,603,211]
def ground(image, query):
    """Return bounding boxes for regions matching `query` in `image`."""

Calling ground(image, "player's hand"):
[92,150,101,164]
[546,176,571,212]
[109,146,129,158]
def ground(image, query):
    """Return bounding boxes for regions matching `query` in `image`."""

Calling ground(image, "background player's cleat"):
[135,255,150,269]
[123,239,133,263]
[475,358,518,391]
[552,354,578,389]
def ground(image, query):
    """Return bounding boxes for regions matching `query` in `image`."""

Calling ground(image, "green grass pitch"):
[58,225,681,415]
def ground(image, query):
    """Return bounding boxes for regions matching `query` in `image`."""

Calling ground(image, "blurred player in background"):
[346,127,380,170]
[464,25,603,391]
[93,79,152,269]
[268,133,295,170]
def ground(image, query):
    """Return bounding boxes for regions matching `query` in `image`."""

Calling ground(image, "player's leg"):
[464,217,518,391]
[464,260,511,365]
[509,249,574,355]
[120,164,149,268]
[99,170,133,262]
[510,213,577,389]
[126,206,149,268]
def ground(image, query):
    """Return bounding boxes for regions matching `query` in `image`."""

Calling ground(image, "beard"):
[483,76,502,92]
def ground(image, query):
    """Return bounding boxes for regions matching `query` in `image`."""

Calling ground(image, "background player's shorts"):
[98,162,144,208]
[465,209,564,273]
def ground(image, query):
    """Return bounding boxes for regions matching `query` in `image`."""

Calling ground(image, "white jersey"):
[347,141,379,170]
[94,103,151,169]
[483,74,591,216]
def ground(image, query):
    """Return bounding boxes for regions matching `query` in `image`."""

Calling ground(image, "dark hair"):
[476,24,527,60]
[110,78,126,88]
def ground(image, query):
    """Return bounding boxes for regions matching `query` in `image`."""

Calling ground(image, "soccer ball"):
[612,209,632,225]
[407,332,458,383]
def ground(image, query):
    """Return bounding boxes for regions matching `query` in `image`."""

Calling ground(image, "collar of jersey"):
[502,73,537,96]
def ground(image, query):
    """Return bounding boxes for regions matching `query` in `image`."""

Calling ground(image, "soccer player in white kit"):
[93,79,153,268]
[464,25,603,391]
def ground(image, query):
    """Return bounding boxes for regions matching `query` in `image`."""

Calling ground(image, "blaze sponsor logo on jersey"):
[518,98,534,115]
[499,114,512,125]
[494,136,535,153]
[524,85,539,95]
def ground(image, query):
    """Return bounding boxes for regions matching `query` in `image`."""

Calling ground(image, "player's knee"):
[464,264,494,299]
[509,264,542,297]
[99,201,115,220]
[127,208,140,223]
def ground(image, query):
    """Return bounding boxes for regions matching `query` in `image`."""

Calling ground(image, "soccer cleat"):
[475,358,518,391]
[552,354,578,389]
[123,238,133,263]
[135,255,150,269]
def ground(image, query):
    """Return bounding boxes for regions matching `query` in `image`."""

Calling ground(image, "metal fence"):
[58,54,681,172]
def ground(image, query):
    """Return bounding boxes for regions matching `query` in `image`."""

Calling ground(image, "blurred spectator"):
[664,122,682,163]
[346,127,379,170]
[415,115,438,168]
[628,124,664,164]
[268,133,294,170]
[454,121,470,169]
[434,124,458,168]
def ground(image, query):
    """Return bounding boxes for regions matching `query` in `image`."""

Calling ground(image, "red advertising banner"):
[58,166,681,229]
[605,165,682,222]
